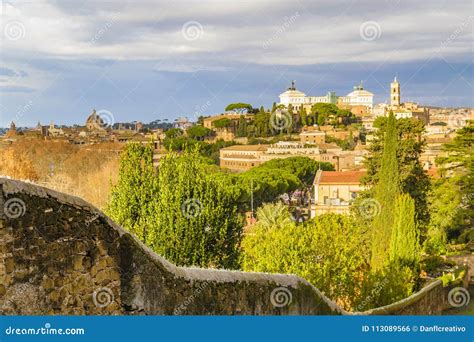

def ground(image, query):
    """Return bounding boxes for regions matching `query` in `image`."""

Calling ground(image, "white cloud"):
[0,0,472,84]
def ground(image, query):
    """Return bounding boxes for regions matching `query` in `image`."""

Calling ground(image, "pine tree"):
[390,193,419,267]
[370,111,400,270]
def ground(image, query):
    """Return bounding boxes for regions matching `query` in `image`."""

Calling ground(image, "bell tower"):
[390,76,400,107]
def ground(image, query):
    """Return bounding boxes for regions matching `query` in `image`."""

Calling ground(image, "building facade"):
[218,140,361,172]
[219,145,268,171]
[337,82,374,113]
[278,81,373,113]
[311,170,366,217]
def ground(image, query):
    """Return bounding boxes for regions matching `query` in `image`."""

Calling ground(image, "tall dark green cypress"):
[390,193,419,267]
[237,115,247,137]
[370,111,400,270]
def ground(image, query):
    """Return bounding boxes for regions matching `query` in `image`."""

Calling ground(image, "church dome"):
[347,89,373,97]
[279,89,306,97]
[279,81,306,98]
[86,110,106,130]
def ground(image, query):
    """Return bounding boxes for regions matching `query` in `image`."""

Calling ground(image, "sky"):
[0,0,473,127]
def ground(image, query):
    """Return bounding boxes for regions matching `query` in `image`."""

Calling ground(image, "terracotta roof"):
[318,171,366,184]
[425,168,440,179]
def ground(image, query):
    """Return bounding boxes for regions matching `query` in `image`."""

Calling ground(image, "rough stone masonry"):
[0,178,343,315]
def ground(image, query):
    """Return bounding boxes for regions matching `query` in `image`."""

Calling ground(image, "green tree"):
[370,111,400,270]
[164,136,200,152]
[311,103,337,126]
[390,193,419,267]
[235,167,300,209]
[234,157,334,210]
[186,125,211,141]
[246,124,256,137]
[197,116,206,125]
[237,116,248,137]
[336,109,357,126]
[283,105,294,134]
[165,127,183,139]
[300,107,308,127]
[242,213,367,311]
[213,118,232,128]
[151,150,243,268]
[353,264,416,311]
[363,116,430,226]
[254,106,269,137]
[225,103,253,114]
[255,202,293,230]
[271,102,277,113]
[108,148,243,268]
[424,178,457,254]
[106,142,157,244]
[426,121,474,249]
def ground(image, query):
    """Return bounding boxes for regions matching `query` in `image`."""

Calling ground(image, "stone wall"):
[447,254,474,284]
[0,178,343,315]
[360,275,470,315]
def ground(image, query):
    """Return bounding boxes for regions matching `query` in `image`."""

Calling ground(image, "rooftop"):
[318,171,366,185]
[220,144,269,152]
[203,113,250,122]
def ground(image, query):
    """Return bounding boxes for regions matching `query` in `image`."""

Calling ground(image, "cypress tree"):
[300,107,307,127]
[370,111,400,270]
[271,102,277,113]
[390,193,419,267]
[237,116,247,137]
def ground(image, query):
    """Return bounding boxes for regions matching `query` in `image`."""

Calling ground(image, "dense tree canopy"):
[106,142,157,244]
[212,118,232,128]
[254,106,271,137]
[165,127,183,139]
[107,145,243,269]
[233,157,333,210]
[186,125,212,140]
[427,120,474,249]
[307,103,357,127]
[151,151,243,268]
[242,211,367,311]
[225,103,253,114]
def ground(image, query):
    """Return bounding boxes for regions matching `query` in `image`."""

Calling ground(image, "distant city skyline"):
[1,0,472,127]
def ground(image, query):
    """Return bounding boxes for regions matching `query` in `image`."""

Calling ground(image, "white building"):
[278,81,373,113]
[337,82,374,112]
[278,81,337,111]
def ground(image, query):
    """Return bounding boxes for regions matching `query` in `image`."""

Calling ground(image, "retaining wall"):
[0,178,342,315]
